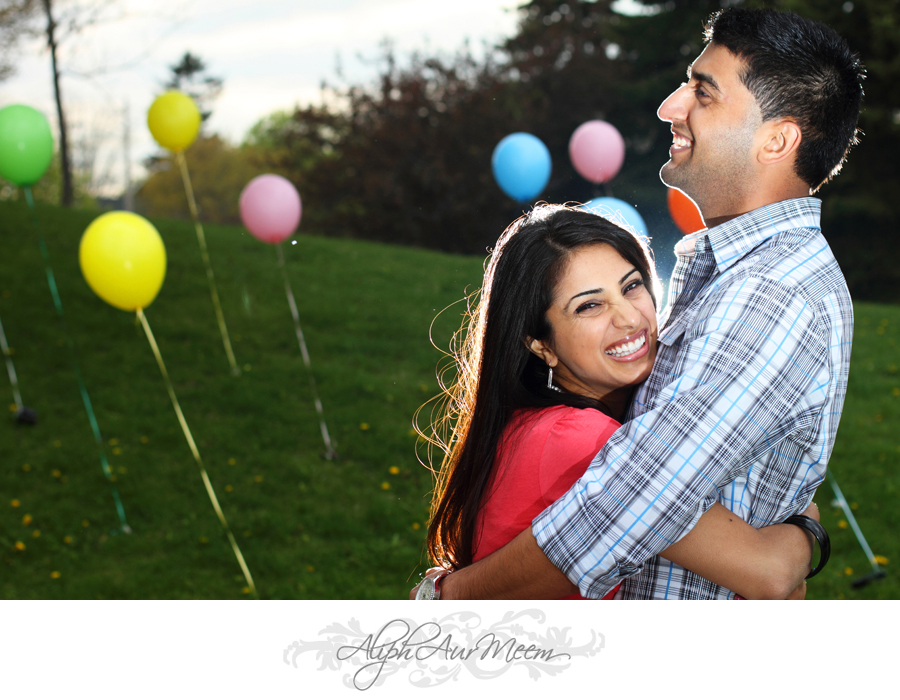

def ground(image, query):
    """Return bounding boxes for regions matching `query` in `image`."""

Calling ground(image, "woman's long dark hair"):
[424,204,658,570]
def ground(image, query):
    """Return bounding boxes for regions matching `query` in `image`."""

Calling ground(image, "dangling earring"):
[547,366,562,392]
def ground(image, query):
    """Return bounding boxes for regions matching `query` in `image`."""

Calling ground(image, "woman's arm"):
[660,502,817,599]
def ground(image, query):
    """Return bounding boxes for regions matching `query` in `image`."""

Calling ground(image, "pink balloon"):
[239,174,302,244]
[568,120,625,184]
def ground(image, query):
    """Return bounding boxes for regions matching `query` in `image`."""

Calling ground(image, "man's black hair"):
[706,8,865,192]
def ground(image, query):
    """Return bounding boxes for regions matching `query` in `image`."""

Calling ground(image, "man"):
[413,7,864,600]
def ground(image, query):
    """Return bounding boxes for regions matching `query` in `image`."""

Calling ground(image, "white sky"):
[0,0,523,192]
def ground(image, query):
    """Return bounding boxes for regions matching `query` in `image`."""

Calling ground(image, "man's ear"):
[528,338,557,366]
[758,119,802,166]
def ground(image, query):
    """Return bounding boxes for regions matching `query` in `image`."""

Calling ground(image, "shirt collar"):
[695,197,822,273]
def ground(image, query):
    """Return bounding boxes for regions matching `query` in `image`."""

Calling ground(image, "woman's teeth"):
[606,334,646,358]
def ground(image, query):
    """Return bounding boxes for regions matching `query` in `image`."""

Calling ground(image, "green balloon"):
[0,105,54,186]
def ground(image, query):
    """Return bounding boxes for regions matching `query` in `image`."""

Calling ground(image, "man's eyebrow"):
[687,65,721,93]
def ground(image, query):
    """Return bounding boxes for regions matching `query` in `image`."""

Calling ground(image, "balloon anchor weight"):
[15,406,37,425]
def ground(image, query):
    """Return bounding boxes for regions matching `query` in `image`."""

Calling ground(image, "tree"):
[40,0,75,206]
[136,135,264,224]
[244,0,898,300]
[0,0,39,83]
[164,51,223,123]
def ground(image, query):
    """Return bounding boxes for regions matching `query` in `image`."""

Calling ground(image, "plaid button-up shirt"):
[533,197,853,599]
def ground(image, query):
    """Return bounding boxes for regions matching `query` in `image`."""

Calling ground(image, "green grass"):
[0,199,483,599]
[0,200,896,599]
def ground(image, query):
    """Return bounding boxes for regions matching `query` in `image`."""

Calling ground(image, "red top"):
[473,405,622,600]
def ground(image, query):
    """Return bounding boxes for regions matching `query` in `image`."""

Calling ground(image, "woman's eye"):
[575,301,601,314]
[624,279,645,295]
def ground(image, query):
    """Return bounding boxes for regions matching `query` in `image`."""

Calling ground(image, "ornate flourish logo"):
[283,609,604,690]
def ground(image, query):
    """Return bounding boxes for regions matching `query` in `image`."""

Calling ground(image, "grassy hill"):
[0,199,895,599]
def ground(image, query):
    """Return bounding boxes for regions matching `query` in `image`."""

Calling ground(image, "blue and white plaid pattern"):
[533,198,853,599]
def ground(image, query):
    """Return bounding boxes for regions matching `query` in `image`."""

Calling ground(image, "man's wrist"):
[437,570,457,599]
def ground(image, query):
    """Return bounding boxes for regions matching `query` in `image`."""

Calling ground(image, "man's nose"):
[657,83,690,123]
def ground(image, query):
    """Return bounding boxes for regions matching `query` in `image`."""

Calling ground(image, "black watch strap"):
[784,514,830,579]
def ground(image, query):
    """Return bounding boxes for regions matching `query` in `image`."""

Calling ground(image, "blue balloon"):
[491,133,552,203]
[582,196,648,238]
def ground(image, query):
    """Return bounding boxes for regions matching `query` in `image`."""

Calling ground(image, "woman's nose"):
[611,300,639,329]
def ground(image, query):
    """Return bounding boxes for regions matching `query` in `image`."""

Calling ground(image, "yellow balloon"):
[147,91,201,152]
[80,212,167,311]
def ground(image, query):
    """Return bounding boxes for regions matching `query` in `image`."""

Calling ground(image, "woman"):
[420,204,815,599]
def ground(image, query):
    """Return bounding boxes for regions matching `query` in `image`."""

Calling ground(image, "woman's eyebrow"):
[564,268,640,310]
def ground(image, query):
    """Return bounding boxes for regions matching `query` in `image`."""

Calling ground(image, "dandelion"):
[874,555,889,565]
[306,565,315,573]
[22,464,30,472]
[82,519,90,528]
[254,475,263,483]
[64,536,72,544]
[412,523,421,530]
[408,428,418,437]
[22,514,32,525]
[8,404,16,412]
[851,502,858,510]
[108,438,118,446]
[50,571,61,579]
[228,458,236,465]
[14,542,25,551]
[389,466,400,475]
[844,567,853,576]
[381,482,390,490]
[893,388,899,397]
[199,536,209,544]
[112,448,122,455]
[242,586,251,594]
[360,423,370,430]
[52,469,61,478]
[225,485,233,492]
[838,520,848,529]
[11,499,19,508]
[419,384,429,392]
[32,530,40,538]
[140,436,149,444]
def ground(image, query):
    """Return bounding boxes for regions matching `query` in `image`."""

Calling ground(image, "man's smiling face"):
[657,43,764,218]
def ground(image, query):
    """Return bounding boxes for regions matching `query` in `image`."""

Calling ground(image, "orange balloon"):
[667,188,705,235]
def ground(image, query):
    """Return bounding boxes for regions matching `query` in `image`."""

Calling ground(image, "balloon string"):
[136,308,258,596]
[0,314,25,411]
[175,150,240,377]
[277,243,337,460]
[23,187,131,534]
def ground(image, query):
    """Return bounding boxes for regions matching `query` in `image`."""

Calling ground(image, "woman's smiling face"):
[530,243,658,405]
